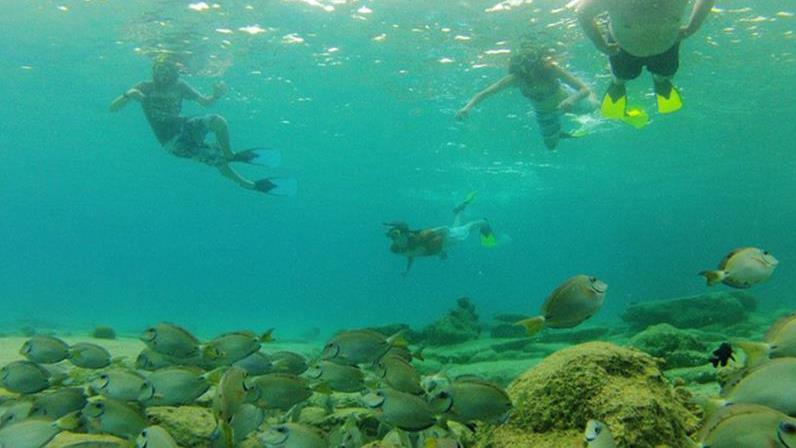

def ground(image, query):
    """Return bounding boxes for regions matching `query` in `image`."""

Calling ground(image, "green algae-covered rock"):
[147,406,215,447]
[477,342,699,448]
[621,291,755,330]
[421,297,480,346]
[629,323,715,368]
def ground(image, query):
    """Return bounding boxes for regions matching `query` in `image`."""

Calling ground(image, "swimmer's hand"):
[125,88,145,101]
[455,107,470,121]
[213,82,228,99]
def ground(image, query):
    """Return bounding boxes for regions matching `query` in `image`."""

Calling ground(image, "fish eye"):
[277,426,288,433]
[594,425,602,434]
[781,422,796,434]
[589,276,597,282]
[141,430,148,437]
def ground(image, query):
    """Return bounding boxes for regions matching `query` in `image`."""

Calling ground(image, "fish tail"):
[736,341,771,369]
[690,395,726,419]
[55,411,82,431]
[260,328,274,343]
[387,330,409,348]
[514,316,546,336]
[698,270,726,286]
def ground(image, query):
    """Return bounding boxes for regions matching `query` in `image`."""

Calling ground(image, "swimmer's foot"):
[654,79,683,114]
[254,177,298,196]
[600,82,627,119]
[232,148,282,168]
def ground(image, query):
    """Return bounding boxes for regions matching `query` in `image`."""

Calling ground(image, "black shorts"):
[609,43,680,80]
[165,115,226,167]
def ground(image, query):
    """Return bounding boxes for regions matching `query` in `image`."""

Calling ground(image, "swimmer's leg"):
[207,115,233,159]
[217,163,255,189]
[452,191,478,225]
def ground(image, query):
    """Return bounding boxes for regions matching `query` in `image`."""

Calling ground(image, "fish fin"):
[654,79,683,114]
[232,147,282,167]
[387,330,409,348]
[698,270,726,286]
[600,82,627,119]
[312,382,333,395]
[260,329,274,343]
[202,344,222,361]
[254,177,298,196]
[514,316,546,336]
[204,367,228,385]
[735,341,771,369]
[55,411,82,431]
[691,395,727,419]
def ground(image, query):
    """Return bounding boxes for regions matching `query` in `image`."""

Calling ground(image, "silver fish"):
[139,367,210,406]
[136,425,179,448]
[0,412,80,448]
[259,423,327,448]
[430,377,511,425]
[362,388,436,432]
[584,420,615,448]
[700,247,778,289]
[202,330,273,366]
[516,275,607,336]
[1,361,52,394]
[30,388,87,420]
[19,336,71,364]
[305,361,365,393]
[322,330,407,365]
[90,370,148,402]
[83,396,147,440]
[68,343,111,369]
[140,323,201,359]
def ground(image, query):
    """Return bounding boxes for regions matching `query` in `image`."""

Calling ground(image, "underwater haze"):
[1,0,795,338]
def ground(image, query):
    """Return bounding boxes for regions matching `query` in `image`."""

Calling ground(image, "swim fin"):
[254,177,297,196]
[600,82,627,119]
[620,107,650,129]
[560,128,588,139]
[452,191,478,214]
[654,79,682,114]
[480,222,497,248]
[232,148,282,168]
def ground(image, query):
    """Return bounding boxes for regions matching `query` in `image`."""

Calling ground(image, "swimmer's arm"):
[109,85,145,112]
[551,63,592,107]
[456,75,517,119]
[576,0,614,54]
[680,0,716,39]
[183,81,227,107]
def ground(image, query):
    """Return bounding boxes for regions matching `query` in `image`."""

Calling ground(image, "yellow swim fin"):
[600,82,627,119]
[654,79,682,114]
[480,221,497,248]
[620,107,650,129]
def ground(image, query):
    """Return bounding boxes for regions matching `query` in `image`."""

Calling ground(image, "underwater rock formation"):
[91,325,117,340]
[621,291,756,330]
[46,432,126,447]
[629,323,716,368]
[146,406,216,447]
[420,297,481,346]
[477,342,699,448]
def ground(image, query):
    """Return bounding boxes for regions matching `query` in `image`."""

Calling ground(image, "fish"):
[322,330,407,365]
[259,423,327,448]
[83,396,148,440]
[136,425,179,448]
[90,370,148,402]
[212,367,248,447]
[719,358,796,416]
[0,412,80,448]
[140,323,201,359]
[429,377,512,425]
[19,336,71,364]
[305,360,365,393]
[328,415,364,448]
[710,342,735,368]
[373,354,424,395]
[691,403,796,447]
[210,403,265,447]
[584,420,616,448]
[699,247,778,289]
[68,343,112,369]
[270,351,308,375]
[0,399,33,429]
[515,275,607,336]
[30,388,87,420]
[135,348,207,371]
[738,313,796,368]
[233,351,274,375]
[1,361,53,394]
[245,373,316,411]
[138,367,211,406]
[362,388,437,432]
[202,330,273,366]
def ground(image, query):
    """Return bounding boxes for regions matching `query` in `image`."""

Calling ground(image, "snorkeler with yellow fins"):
[385,192,496,276]
[576,0,715,119]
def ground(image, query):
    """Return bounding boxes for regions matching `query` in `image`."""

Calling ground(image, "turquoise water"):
[1,0,794,338]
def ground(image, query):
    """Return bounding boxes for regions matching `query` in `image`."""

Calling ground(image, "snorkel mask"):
[152,55,180,86]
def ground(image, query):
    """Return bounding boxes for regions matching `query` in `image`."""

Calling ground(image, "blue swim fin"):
[254,178,297,196]
[232,148,282,168]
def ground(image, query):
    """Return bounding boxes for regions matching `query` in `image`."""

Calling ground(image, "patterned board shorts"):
[165,115,227,167]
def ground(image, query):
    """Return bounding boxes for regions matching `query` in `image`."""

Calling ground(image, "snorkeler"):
[384,192,496,276]
[456,40,598,150]
[577,0,715,118]
[109,57,296,196]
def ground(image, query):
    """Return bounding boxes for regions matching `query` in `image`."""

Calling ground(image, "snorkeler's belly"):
[610,25,680,57]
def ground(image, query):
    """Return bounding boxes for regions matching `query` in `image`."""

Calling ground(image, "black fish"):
[709,342,735,368]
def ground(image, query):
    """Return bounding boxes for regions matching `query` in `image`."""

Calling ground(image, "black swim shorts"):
[165,115,227,167]
[609,43,680,80]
